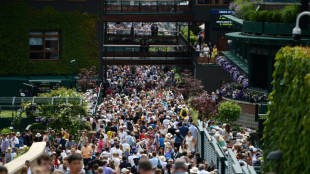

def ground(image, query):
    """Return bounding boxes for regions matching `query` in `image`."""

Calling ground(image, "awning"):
[221,51,248,74]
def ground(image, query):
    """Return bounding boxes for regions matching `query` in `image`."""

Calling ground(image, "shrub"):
[257,10,269,22]
[30,123,47,131]
[1,127,11,135]
[217,101,242,123]
[262,47,310,174]
[189,92,218,120]
[235,2,255,19]
[248,11,259,22]
[280,5,299,23]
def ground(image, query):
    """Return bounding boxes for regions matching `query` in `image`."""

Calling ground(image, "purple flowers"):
[216,56,268,103]
[218,83,268,103]
[216,56,249,88]
[36,116,49,126]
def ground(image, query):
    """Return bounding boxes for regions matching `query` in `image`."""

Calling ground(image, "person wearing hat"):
[34,133,42,142]
[121,168,130,174]
[214,133,226,147]
[190,167,199,174]
[131,157,140,173]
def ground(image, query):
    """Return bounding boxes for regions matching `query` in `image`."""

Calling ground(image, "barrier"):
[196,120,258,174]
[92,83,103,117]
[5,142,46,174]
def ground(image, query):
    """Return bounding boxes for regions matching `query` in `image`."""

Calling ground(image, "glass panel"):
[45,38,59,51]
[30,52,44,59]
[30,38,43,45]
[29,32,43,35]
[45,51,59,59]
[45,32,59,35]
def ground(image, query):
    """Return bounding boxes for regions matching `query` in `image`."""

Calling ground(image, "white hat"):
[215,126,220,130]
[214,133,220,139]
[16,132,21,136]
[166,133,173,139]
[35,133,42,137]
[121,168,129,173]
[159,156,166,162]
[190,167,199,174]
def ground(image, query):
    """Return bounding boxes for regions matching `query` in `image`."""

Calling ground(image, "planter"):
[243,21,264,34]
[276,23,295,35]
[264,22,278,35]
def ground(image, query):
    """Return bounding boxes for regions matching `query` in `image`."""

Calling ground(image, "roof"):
[221,51,249,74]
[223,15,243,25]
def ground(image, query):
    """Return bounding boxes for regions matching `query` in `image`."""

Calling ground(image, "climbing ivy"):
[0,2,99,75]
[262,46,310,174]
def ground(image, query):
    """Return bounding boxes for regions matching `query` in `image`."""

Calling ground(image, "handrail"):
[104,44,188,47]
[92,83,103,117]
[107,28,179,33]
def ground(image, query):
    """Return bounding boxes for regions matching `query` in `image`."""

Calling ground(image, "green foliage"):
[180,27,198,46]
[30,123,47,131]
[280,5,299,23]
[257,10,269,22]
[1,127,11,135]
[235,2,255,19]
[217,101,242,123]
[80,121,92,131]
[0,2,99,75]
[266,11,281,23]
[262,47,310,174]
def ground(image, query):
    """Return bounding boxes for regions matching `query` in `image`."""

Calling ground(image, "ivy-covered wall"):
[263,46,310,174]
[0,2,99,75]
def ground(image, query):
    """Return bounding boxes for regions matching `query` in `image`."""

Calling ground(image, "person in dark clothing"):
[144,40,149,52]
[88,152,104,169]
[131,157,140,174]
[154,25,159,36]
[119,156,131,170]
[57,133,67,150]
[179,123,189,138]
[168,124,176,135]
[140,39,145,52]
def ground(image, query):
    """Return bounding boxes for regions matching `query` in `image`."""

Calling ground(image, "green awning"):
[221,51,249,74]
[223,15,243,26]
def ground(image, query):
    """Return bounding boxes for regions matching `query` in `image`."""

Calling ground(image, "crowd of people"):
[0,65,260,174]
[206,121,263,167]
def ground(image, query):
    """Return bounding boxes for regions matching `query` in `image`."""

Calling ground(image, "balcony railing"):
[104,0,192,13]
[103,45,193,60]
[105,28,179,44]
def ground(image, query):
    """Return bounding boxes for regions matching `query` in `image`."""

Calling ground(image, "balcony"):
[105,28,179,45]
[102,45,193,64]
[104,0,192,14]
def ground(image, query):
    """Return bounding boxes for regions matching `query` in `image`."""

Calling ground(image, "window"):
[29,31,60,60]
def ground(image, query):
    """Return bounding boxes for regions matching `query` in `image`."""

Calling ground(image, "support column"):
[99,0,104,80]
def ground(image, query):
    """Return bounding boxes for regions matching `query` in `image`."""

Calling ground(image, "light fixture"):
[292,11,310,41]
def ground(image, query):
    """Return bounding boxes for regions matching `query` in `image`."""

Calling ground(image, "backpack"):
[181,109,187,117]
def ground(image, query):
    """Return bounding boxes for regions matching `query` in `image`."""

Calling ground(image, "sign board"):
[30,80,61,93]
[211,9,233,28]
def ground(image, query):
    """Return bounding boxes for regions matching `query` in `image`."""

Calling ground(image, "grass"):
[0,110,27,118]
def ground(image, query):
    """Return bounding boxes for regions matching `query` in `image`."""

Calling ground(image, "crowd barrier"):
[4,142,46,174]
[196,120,257,174]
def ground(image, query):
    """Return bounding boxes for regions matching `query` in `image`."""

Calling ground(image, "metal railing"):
[103,45,193,59]
[106,28,179,44]
[0,97,83,107]
[91,83,103,117]
[196,120,257,174]
[263,0,309,3]
[104,0,192,13]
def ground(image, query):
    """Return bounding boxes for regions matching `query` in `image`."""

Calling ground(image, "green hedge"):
[0,2,99,75]
[263,47,310,174]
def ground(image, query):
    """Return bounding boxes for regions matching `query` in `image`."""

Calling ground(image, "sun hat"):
[35,133,42,137]
[16,132,21,136]
[159,156,166,162]
[121,168,129,173]
[190,167,199,174]
[165,133,173,139]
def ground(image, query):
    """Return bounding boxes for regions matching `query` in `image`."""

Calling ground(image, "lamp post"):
[71,59,76,89]
[292,11,310,40]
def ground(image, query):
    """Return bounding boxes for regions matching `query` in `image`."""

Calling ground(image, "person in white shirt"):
[10,133,19,149]
[122,139,130,151]
[25,160,32,174]
[202,44,210,58]
[118,127,127,143]
[197,164,210,174]
[149,152,159,168]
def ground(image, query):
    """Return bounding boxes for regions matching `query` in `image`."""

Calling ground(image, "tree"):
[217,101,242,123]
[78,66,98,92]
[189,92,218,120]
[177,69,204,99]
